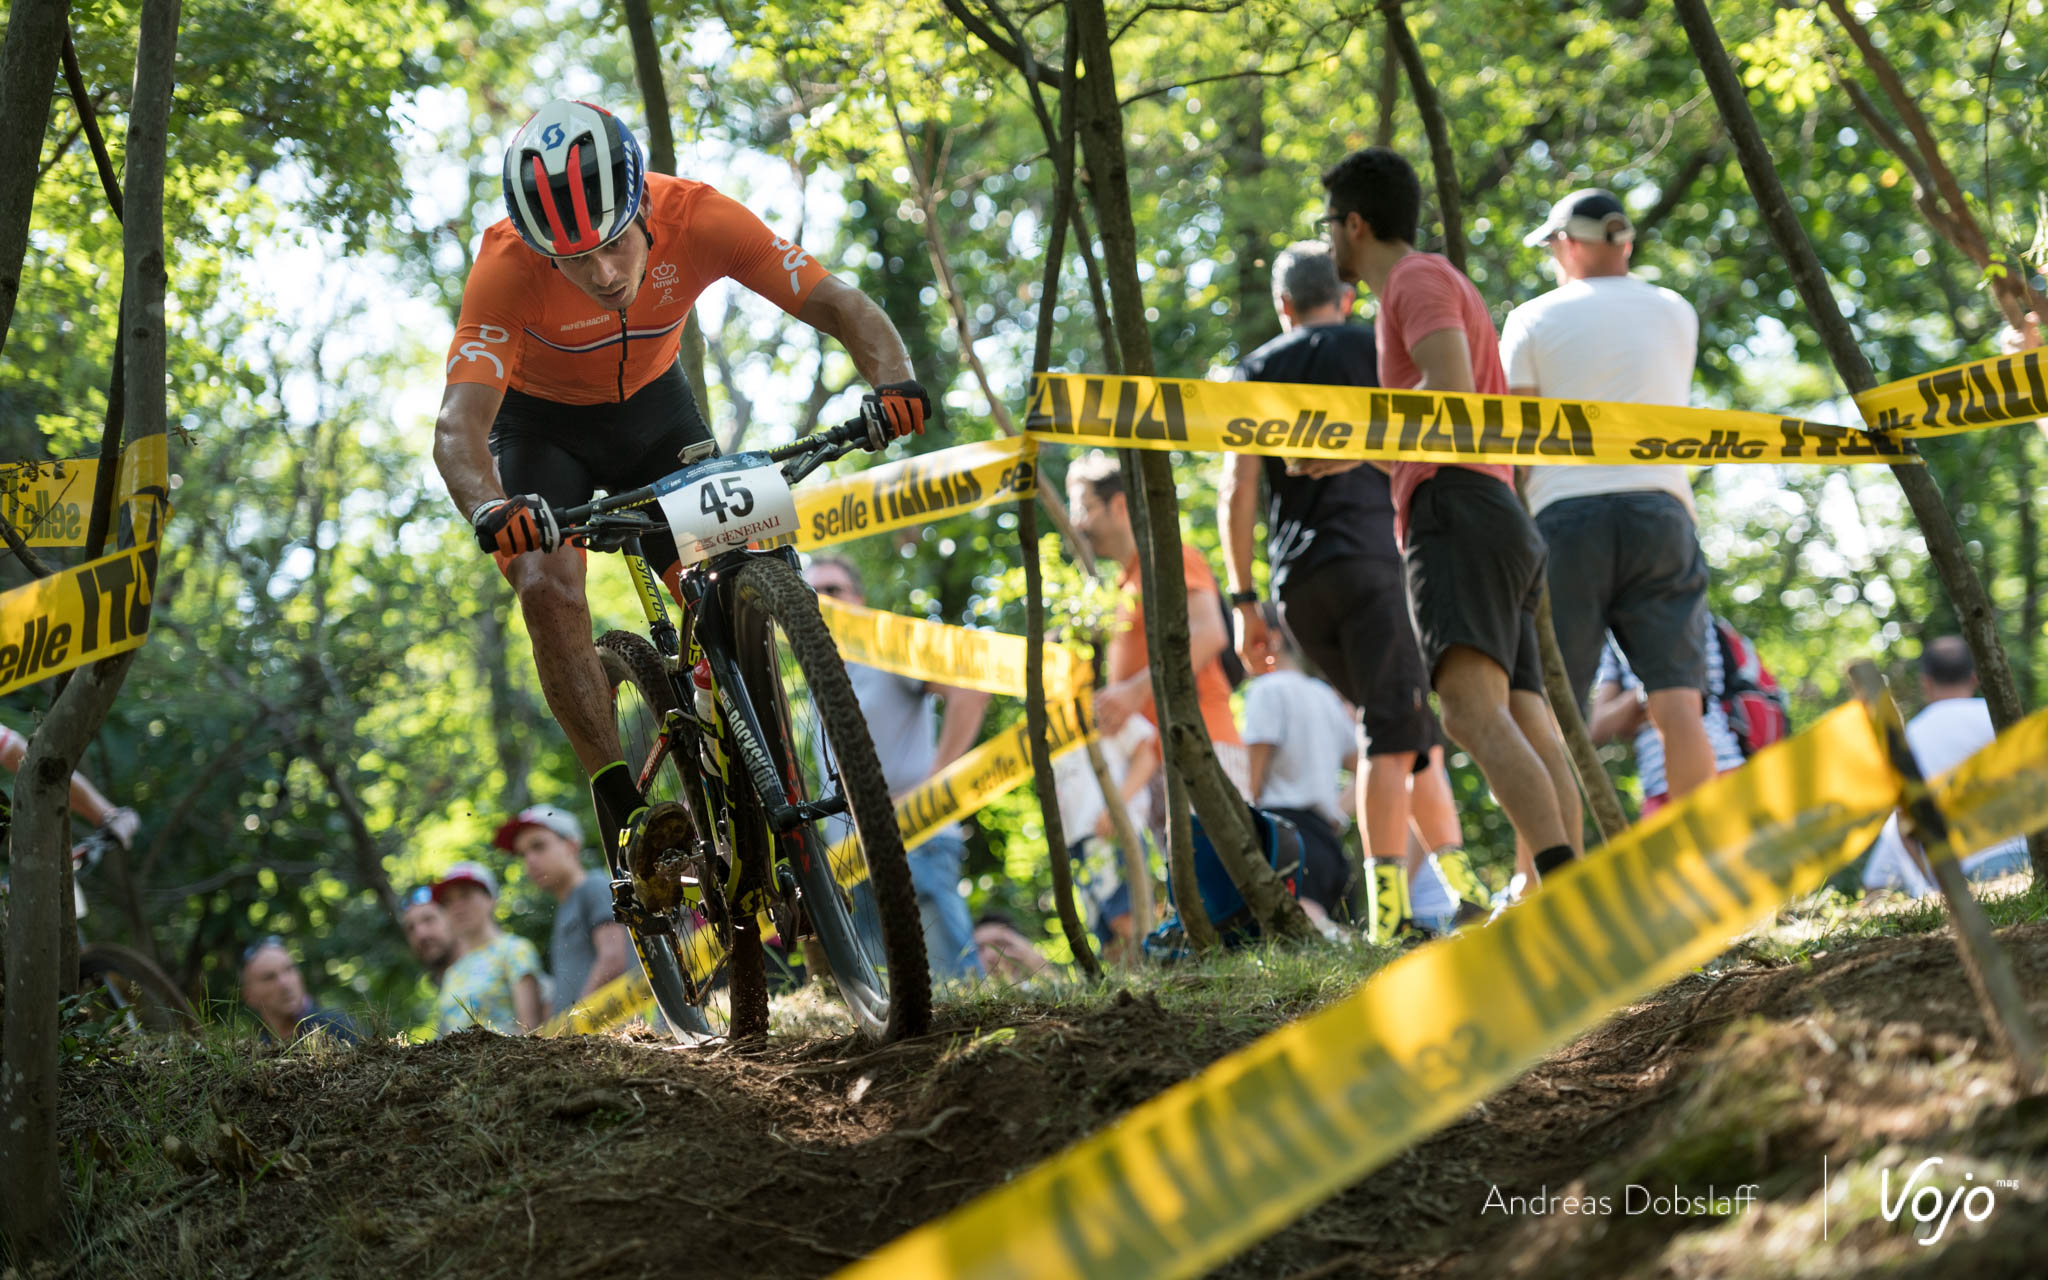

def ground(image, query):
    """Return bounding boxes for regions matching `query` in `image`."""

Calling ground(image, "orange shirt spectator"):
[1107,544,1243,750]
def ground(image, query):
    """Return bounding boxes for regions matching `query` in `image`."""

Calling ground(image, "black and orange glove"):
[863,380,931,441]
[471,494,561,557]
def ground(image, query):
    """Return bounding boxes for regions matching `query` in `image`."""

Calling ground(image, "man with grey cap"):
[1500,187,1719,807]
[495,804,630,1014]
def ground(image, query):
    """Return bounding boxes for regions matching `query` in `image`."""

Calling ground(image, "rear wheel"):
[596,631,743,1041]
[729,555,931,1042]
[76,943,196,1034]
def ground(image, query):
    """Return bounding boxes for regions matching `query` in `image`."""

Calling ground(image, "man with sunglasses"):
[434,99,935,863]
[239,936,364,1046]
[1315,147,1581,892]
[399,884,454,990]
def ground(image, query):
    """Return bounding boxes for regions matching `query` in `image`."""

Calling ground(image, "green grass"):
[1743,872,2048,965]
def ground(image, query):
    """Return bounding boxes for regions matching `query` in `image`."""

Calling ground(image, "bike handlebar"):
[551,415,888,547]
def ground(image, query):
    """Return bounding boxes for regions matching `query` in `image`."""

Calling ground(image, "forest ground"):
[30,879,2048,1280]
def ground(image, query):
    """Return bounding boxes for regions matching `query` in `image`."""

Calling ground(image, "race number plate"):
[656,461,800,567]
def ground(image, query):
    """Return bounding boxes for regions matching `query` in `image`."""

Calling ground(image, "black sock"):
[590,762,646,853]
[1534,844,1576,877]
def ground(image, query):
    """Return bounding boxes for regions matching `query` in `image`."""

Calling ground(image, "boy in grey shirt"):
[495,804,631,1013]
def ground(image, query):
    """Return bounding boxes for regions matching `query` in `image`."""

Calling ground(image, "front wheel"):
[729,555,931,1042]
[77,943,197,1034]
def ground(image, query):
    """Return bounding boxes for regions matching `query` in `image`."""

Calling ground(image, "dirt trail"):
[50,921,2048,1279]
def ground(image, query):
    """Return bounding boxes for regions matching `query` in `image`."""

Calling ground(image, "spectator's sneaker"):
[1484,873,1529,926]
[1385,916,1434,948]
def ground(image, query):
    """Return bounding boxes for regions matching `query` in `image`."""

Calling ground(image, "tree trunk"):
[1228,86,1276,359]
[618,0,712,425]
[1673,0,2046,882]
[0,0,73,356]
[2020,433,2039,707]
[1381,2,1463,270]
[1021,495,1099,977]
[2,1,176,1253]
[1373,45,1399,148]
[1070,0,1307,940]
[1536,586,1627,843]
[1086,736,1154,952]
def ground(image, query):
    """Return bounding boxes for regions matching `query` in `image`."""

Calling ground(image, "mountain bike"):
[553,418,931,1044]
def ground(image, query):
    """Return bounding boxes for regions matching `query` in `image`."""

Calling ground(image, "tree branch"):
[940,0,1063,86]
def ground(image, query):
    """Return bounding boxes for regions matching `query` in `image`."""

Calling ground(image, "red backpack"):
[1713,616,1790,757]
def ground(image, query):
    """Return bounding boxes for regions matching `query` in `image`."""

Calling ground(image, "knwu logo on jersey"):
[650,260,679,306]
[1878,1157,2001,1245]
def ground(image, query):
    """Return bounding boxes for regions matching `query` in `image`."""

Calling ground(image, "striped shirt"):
[1595,618,1745,799]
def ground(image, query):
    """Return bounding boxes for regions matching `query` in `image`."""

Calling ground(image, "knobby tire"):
[729,556,931,1042]
[76,942,196,1034]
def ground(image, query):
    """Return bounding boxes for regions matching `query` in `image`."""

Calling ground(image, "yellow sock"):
[1369,860,1410,942]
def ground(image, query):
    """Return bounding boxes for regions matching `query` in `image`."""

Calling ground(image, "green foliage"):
[4,0,2045,1023]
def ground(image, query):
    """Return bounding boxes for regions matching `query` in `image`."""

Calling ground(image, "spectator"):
[1240,606,1357,923]
[399,884,454,990]
[0,723,141,847]
[1500,187,1719,804]
[1318,147,1581,886]
[1863,636,2030,895]
[1588,616,1746,816]
[1065,451,1249,797]
[495,804,630,1016]
[239,937,364,1046]
[973,912,1054,984]
[1051,714,1159,958]
[1219,240,1489,940]
[803,557,991,982]
[433,860,545,1035]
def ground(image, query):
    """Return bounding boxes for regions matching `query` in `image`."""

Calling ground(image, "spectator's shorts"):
[1536,490,1708,707]
[1280,555,1437,758]
[489,362,712,574]
[1402,468,1546,695]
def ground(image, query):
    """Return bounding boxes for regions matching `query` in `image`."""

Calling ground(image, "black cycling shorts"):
[1279,554,1438,760]
[488,362,712,573]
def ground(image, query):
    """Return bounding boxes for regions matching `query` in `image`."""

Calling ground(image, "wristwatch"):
[1229,588,1260,607]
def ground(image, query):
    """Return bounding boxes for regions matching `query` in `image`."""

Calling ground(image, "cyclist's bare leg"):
[507,547,623,774]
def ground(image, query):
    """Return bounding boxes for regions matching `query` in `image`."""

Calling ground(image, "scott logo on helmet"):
[541,123,566,150]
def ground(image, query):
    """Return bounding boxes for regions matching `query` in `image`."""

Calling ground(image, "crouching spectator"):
[239,937,364,1047]
[434,860,544,1036]
[1241,606,1358,924]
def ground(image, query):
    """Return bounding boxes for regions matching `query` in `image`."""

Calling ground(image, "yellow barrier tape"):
[1025,374,1915,466]
[1855,347,2048,440]
[1927,705,2048,861]
[0,457,99,547]
[819,595,1088,699]
[795,437,1037,550]
[0,437,167,698]
[828,693,1096,889]
[538,969,656,1037]
[833,704,1912,1280]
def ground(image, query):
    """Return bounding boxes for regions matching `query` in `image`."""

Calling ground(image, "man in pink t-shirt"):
[1308,147,1581,889]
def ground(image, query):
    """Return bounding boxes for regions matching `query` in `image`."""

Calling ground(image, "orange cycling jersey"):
[446,174,833,406]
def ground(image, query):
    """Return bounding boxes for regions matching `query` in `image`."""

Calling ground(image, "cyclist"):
[0,723,140,849]
[433,100,933,858]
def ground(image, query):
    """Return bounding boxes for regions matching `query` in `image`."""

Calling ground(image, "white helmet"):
[501,100,647,258]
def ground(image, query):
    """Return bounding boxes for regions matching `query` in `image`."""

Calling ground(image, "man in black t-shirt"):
[1219,242,1489,941]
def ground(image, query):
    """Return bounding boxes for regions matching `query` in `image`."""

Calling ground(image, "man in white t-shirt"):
[1242,609,1361,918]
[1864,636,2030,895]
[1051,714,1158,955]
[1500,188,1718,805]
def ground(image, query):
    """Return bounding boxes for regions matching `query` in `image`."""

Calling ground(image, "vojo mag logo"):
[1878,1156,2002,1245]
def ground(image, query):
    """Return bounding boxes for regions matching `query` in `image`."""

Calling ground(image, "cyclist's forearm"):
[69,771,116,825]
[803,280,914,388]
[1219,453,1261,593]
[434,383,507,513]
